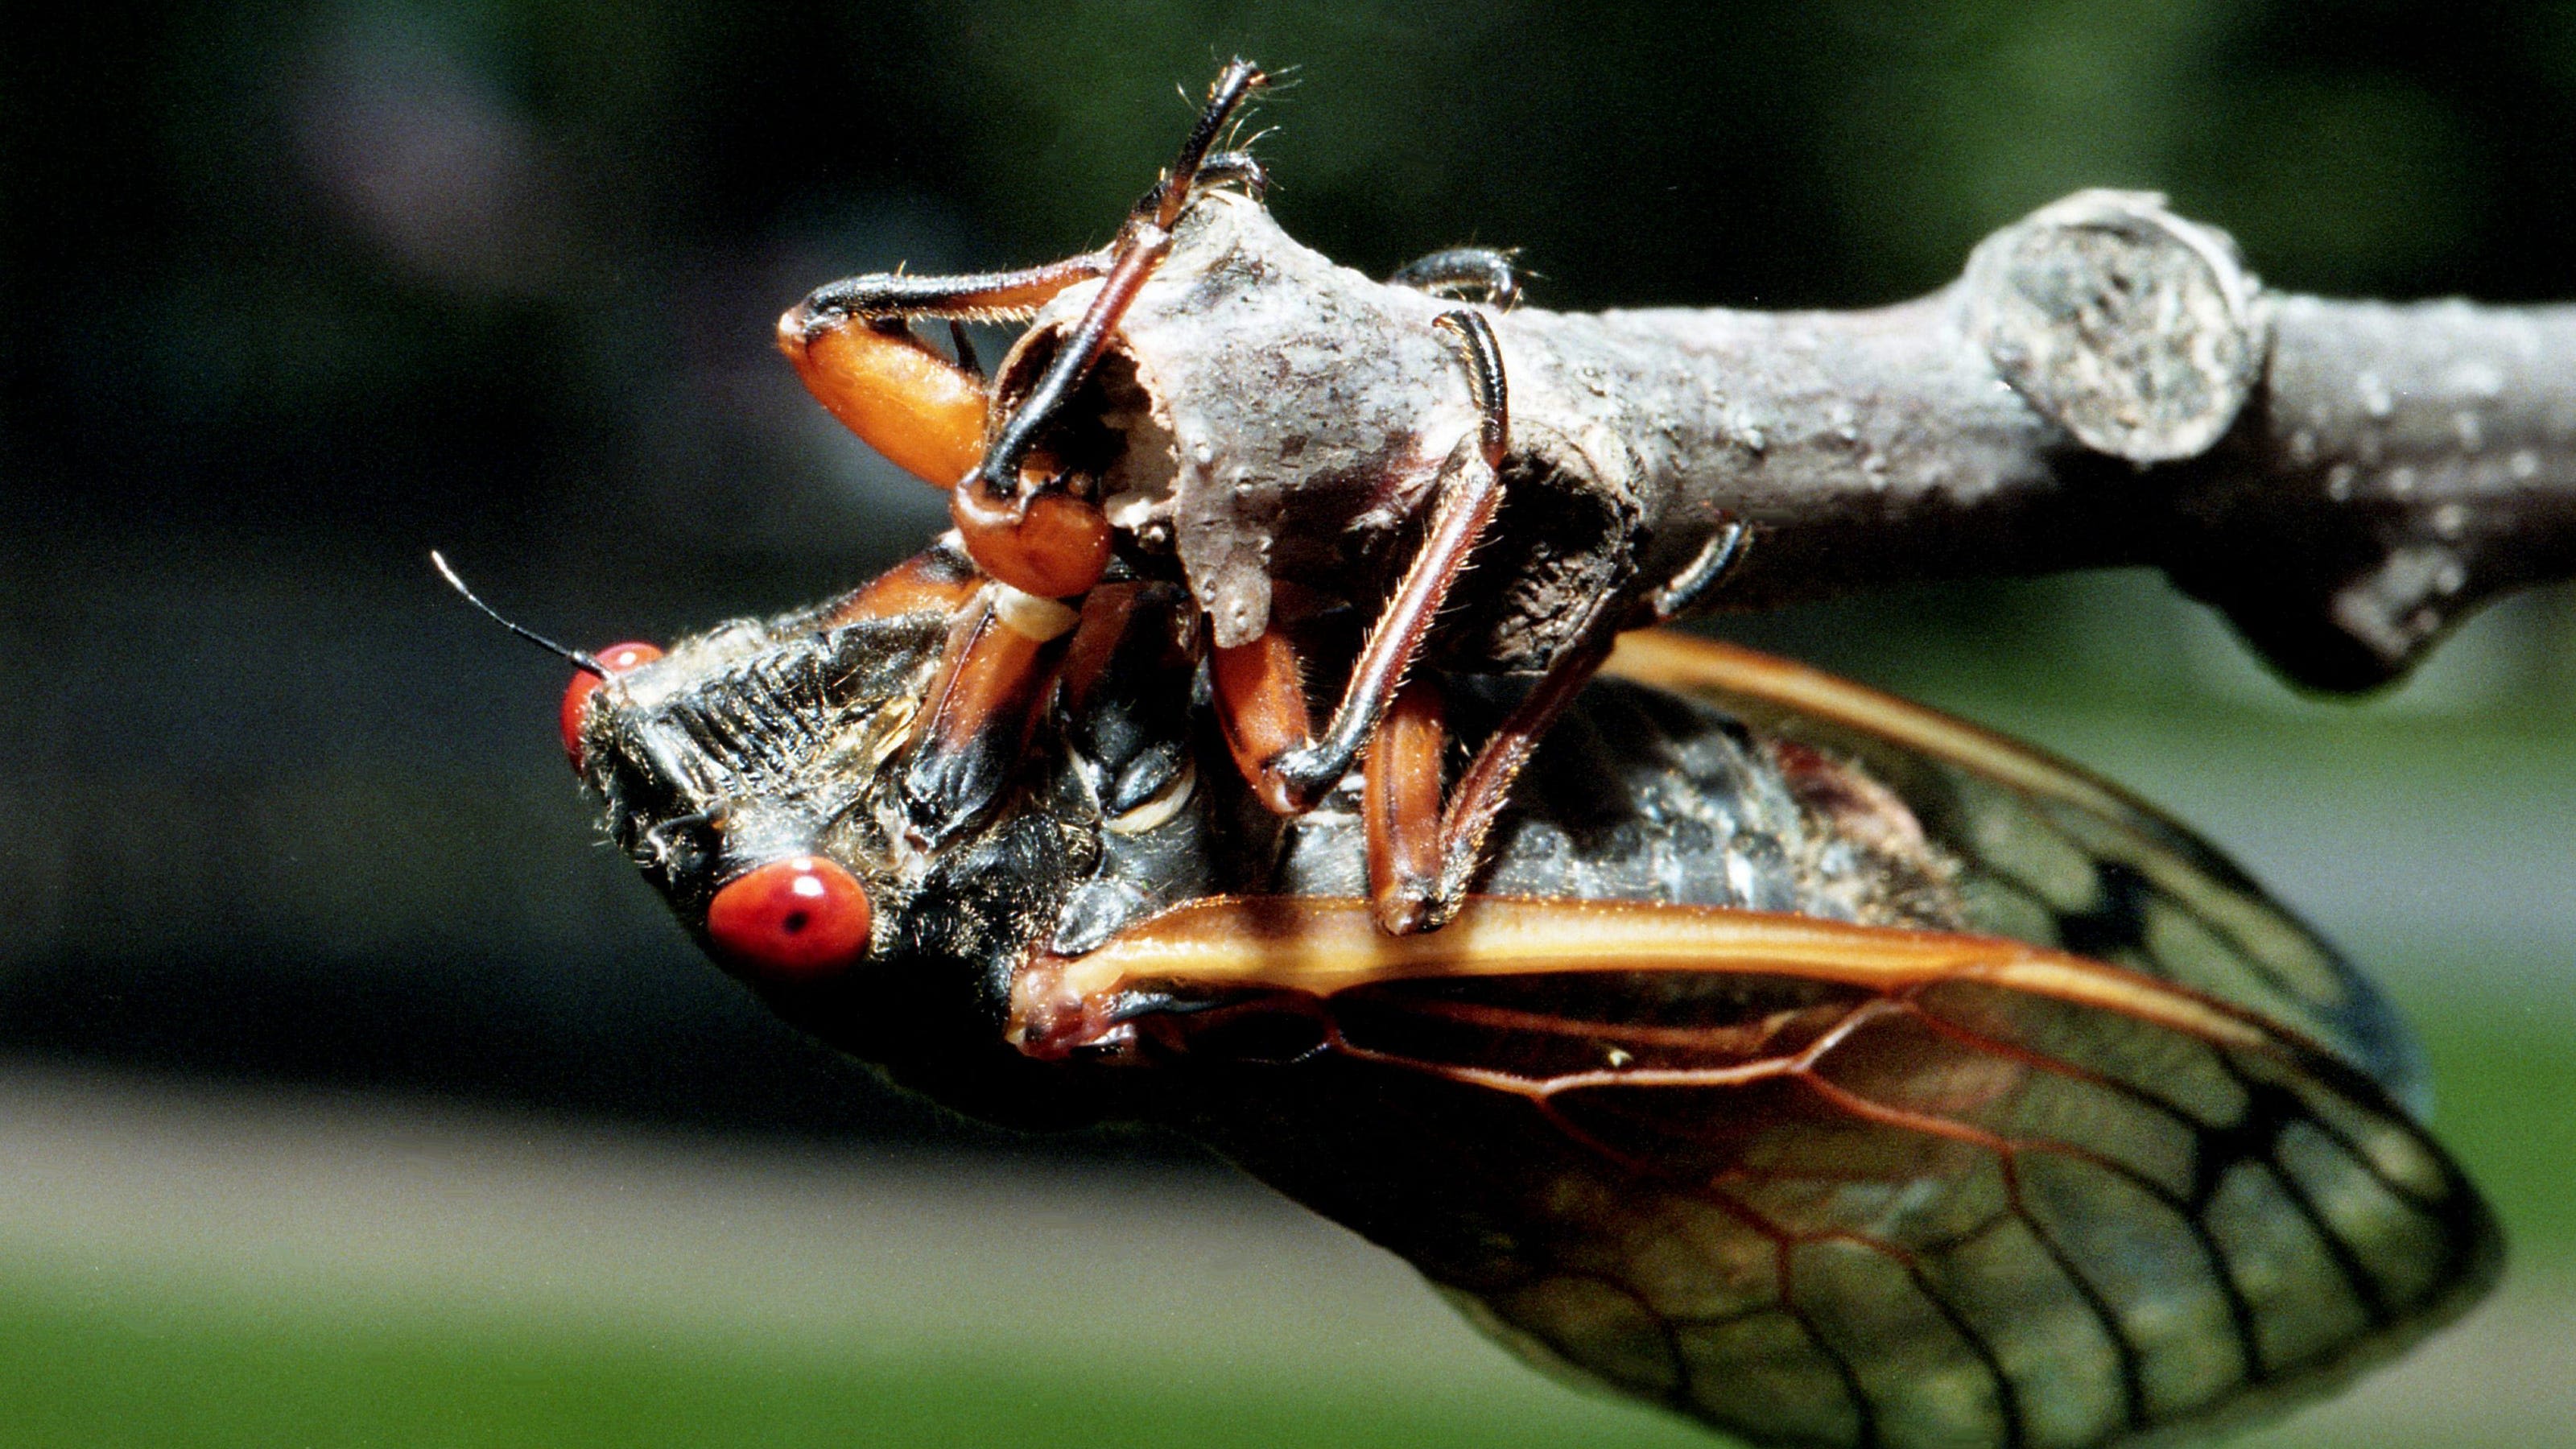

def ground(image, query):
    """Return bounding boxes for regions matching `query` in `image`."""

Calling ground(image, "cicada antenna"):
[430,550,609,677]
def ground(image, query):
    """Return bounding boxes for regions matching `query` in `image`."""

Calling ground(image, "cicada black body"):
[565,547,2500,1449]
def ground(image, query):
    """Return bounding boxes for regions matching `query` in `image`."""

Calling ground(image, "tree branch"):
[1015,189,2576,692]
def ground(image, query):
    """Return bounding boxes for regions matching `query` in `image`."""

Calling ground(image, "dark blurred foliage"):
[4,1,2574,1142]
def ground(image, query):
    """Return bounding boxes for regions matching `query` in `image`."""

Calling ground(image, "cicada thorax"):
[1234,675,1967,928]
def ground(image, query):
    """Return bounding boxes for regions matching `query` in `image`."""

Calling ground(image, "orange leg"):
[1224,600,1617,935]
[1210,625,1318,817]
[776,256,1113,489]
[1212,308,1511,815]
[777,61,1269,604]
[1347,598,1630,935]
[1374,510,1752,931]
[1376,511,1761,929]
[1363,679,1448,931]
[953,60,1269,601]
[894,574,1188,845]
[898,582,1082,843]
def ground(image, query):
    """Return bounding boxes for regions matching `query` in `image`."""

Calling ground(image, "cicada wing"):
[1604,631,2428,1109]
[1082,898,2500,1449]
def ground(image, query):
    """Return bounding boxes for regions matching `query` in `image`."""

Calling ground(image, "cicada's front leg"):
[779,56,1269,519]
[784,61,1269,836]
[951,57,1269,601]
[777,257,1112,491]
[779,256,1121,834]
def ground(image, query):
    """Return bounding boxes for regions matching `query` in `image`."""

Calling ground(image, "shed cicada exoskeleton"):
[541,543,2496,1449]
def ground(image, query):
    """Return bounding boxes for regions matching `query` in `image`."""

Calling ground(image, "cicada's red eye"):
[705,855,873,983]
[559,642,663,770]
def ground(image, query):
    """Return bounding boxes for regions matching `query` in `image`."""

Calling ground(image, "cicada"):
[541,545,2498,1449]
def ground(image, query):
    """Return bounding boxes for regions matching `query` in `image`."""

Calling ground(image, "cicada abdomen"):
[568,570,2497,1449]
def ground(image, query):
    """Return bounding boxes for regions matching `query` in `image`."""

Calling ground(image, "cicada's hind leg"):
[1393,619,1620,931]
[952,59,1270,602]
[1375,518,1756,933]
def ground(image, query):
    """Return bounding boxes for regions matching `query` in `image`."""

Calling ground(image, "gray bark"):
[1001,188,2576,692]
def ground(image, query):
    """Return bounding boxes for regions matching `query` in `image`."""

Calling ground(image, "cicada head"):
[565,572,1216,1120]
[574,597,946,980]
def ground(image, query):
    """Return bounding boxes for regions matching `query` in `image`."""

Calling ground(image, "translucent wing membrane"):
[1046,634,2499,1449]
[1103,903,2498,1449]
[1603,633,2429,1108]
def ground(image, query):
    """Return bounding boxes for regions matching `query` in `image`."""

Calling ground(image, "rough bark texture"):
[1001,188,2576,692]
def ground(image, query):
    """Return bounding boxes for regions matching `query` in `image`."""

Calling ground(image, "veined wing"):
[1043,897,2501,1449]
[1604,630,2427,1111]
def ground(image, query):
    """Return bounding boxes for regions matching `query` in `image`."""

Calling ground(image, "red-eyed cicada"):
[444,52,2511,1448]
[533,546,2497,1449]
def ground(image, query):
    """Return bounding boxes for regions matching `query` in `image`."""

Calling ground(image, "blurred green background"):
[3,1,2573,1444]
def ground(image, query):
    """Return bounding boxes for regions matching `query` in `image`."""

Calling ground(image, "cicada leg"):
[805,541,1091,843]
[1393,614,1621,929]
[778,256,1115,490]
[804,61,1271,830]
[895,580,1085,841]
[1363,679,1449,916]
[1214,309,1508,809]
[1375,516,1757,932]
[894,567,1196,844]
[954,59,1269,601]
[1388,246,1521,309]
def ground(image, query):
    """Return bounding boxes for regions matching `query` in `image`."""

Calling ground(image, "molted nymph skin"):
[993,182,2576,693]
